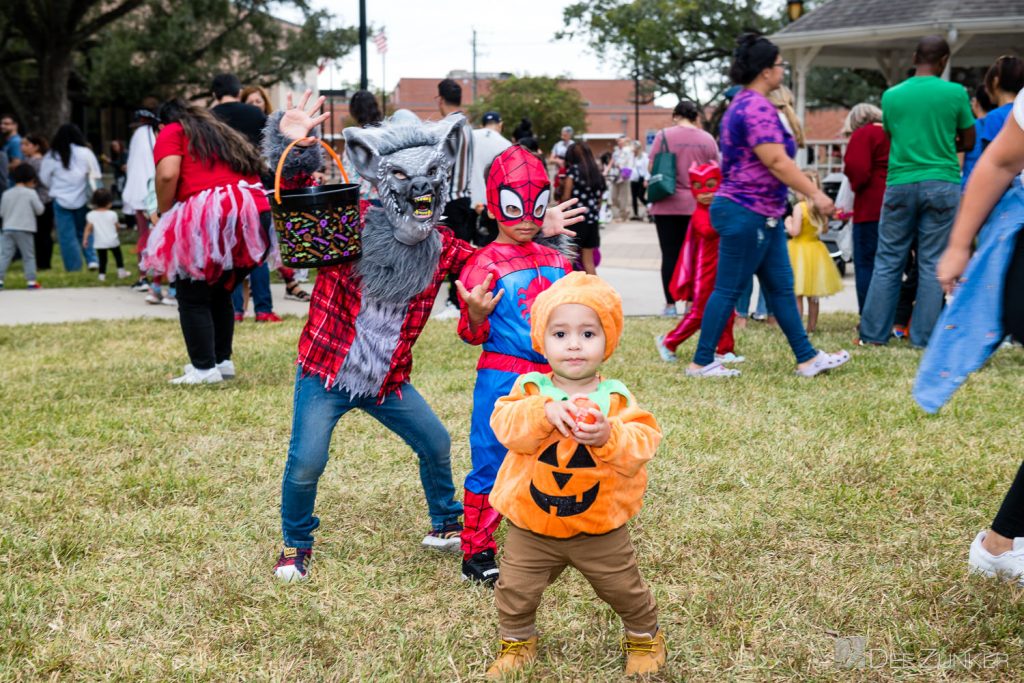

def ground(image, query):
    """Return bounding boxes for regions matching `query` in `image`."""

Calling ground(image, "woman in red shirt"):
[142,98,275,384]
[842,103,889,314]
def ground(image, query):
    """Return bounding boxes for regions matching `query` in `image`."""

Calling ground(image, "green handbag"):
[646,130,676,203]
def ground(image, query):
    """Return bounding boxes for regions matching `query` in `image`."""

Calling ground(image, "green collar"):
[520,371,631,415]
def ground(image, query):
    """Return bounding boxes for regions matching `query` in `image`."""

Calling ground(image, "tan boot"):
[485,635,538,679]
[623,630,667,676]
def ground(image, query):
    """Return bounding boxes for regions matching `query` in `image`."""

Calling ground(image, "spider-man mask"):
[486,146,551,229]
[689,161,721,201]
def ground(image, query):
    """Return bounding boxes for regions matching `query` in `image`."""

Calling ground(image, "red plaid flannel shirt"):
[296,226,474,400]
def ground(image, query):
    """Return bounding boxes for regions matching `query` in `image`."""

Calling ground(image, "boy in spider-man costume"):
[655,162,743,365]
[454,145,573,585]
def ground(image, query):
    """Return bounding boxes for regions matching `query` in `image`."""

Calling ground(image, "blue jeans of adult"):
[54,204,94,271]
[858,181,958,347]
[694,196,817,366]
[280,369,463,548]
[852,221,879,314]
[231,263,273,314]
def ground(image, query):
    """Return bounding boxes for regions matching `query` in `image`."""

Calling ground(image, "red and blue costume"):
[457,147,572,560]
[664,162,736,355]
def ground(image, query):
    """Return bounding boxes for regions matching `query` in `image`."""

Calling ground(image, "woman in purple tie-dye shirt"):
[686,33,851,378]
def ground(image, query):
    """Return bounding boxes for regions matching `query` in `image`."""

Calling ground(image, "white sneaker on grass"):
[794,350,850,377]
[184,359,235,379]
[170,366,223,385]
[653,335,677,362]
[969,531,1024,585]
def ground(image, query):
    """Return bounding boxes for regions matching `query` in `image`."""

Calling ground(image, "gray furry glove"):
[262,111,324,181]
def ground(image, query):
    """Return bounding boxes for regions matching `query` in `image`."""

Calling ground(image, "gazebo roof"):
[773,0,1024,72]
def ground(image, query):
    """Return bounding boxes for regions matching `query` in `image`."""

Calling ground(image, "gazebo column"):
[791,46,820,166]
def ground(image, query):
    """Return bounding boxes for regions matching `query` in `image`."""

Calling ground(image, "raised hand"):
[278,89,330,145]
[454,272,505,326]
[541,197,585,238]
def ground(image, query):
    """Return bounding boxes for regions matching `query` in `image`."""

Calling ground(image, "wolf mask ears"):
[343,113,465,187]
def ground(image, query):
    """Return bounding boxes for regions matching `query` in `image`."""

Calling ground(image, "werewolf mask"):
[343,114,463,245]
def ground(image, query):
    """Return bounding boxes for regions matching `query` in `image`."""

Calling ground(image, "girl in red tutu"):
[142,99,276,384]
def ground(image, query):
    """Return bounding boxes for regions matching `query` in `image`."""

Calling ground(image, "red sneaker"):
[234,312,244,322]
[255,312,283,323]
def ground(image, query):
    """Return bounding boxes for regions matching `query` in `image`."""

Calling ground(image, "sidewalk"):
[0,221,858,326]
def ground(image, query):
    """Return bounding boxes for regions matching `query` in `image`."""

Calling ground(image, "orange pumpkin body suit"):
[489,373,661,538]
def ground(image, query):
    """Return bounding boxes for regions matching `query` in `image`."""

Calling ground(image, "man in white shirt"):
[470,111,512,245]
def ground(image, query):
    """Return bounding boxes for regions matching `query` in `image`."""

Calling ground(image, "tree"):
[468,76,587,153]
[559,0,780,108]
[0,0,357,137]
[806,68,888,109]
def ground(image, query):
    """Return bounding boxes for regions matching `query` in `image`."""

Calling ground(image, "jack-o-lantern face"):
[529,442,600,516]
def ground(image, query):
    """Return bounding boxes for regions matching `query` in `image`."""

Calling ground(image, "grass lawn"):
[3,314,1024,681]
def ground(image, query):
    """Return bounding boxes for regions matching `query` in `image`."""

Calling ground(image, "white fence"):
[804,139,847,178]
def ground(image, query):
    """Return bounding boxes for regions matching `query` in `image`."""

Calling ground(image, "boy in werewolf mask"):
[266,91,583,582]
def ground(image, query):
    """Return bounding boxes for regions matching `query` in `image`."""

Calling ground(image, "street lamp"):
[787,0,804,22]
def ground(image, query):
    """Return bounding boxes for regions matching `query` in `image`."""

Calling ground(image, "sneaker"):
[131,278,150,292]
[622,630,667,676]
[892,325,909,339]
[117,268,131,280]
[234,312,244,323]
[662,304,677,317]
[169,366,223,385]
[274,547,313,583]
[87,261,99,270]
[160,296,176,306]
[145,292,162,305]
[422,522,463,553]
[968,531,1024,585]
[26,282,41,290]
[432,302,461,320]
[485,636,538,679]
[715,352,746,364]
[97,273,106,282]
[255,312,282,323]
[184,359,235,379]
[685,361,740,378]
[462,549,499,586]
[653,334,677,363]
[794,350,851,377]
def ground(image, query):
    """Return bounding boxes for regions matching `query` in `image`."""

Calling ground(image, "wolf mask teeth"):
[343,114,464,245]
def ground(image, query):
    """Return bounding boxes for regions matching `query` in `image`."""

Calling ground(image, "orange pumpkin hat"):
[530,271,624,360]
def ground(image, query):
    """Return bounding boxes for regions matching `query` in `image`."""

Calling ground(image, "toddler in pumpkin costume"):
[484,272,666,678]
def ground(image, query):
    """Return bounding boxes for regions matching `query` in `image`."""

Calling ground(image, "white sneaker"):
[653,334,677,362]
[160,296,176,306]
[662,304,677,317]
[432,302,461,320]
[795,350,850,377]
[145,292,162,305]
[184,359,235,379]
[117,268,131,279]
[715,352,746,364]
[87,261,99,270]
[169,366,223,385]
[969,531,1024,585]
[97,273,106,282]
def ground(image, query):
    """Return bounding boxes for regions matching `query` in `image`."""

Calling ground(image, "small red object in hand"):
[573,397,600,425]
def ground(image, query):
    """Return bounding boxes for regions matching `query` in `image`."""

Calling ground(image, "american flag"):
[372,31,387,55]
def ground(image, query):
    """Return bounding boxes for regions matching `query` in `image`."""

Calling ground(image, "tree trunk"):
[36,48,73,138]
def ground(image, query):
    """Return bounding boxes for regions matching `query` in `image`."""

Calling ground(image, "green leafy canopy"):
[467,76,587,152]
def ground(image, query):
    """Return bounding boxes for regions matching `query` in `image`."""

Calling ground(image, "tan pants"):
[611,181,632,221]
[495,524,658,640]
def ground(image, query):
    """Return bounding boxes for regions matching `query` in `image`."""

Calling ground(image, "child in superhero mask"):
[655,161,744,365]
[483,272,666,678]
[454,145,574,586]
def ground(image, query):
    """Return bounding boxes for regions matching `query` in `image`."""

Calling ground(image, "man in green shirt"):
[859,35,975,348]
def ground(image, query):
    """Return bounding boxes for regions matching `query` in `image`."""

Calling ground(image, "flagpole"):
[382,51,387,114]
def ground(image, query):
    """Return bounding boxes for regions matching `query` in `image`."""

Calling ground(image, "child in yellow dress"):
[786,169,842,332]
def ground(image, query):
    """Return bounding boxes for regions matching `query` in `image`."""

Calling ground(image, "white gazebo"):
[772,0,1024,126]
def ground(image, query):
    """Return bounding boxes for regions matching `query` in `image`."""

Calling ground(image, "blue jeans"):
[695,197,816,365]
[852,221,879,314]
[231,263,273,314]
[736,276,769,318]
[859,181,958,347]
[54,204,94,271]
[280,370,463,548]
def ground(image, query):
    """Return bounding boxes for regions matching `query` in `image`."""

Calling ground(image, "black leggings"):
[96,246,124,275]
[653,214,689,305]
[174,277,235,370]
[990,233,1024,537]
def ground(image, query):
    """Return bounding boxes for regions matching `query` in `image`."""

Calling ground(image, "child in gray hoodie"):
[0,163,44,289]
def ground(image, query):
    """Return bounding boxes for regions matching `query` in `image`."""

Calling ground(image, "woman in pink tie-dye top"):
[685,33,851,379]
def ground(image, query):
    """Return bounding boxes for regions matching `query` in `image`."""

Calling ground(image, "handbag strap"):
[659,128,671,154]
